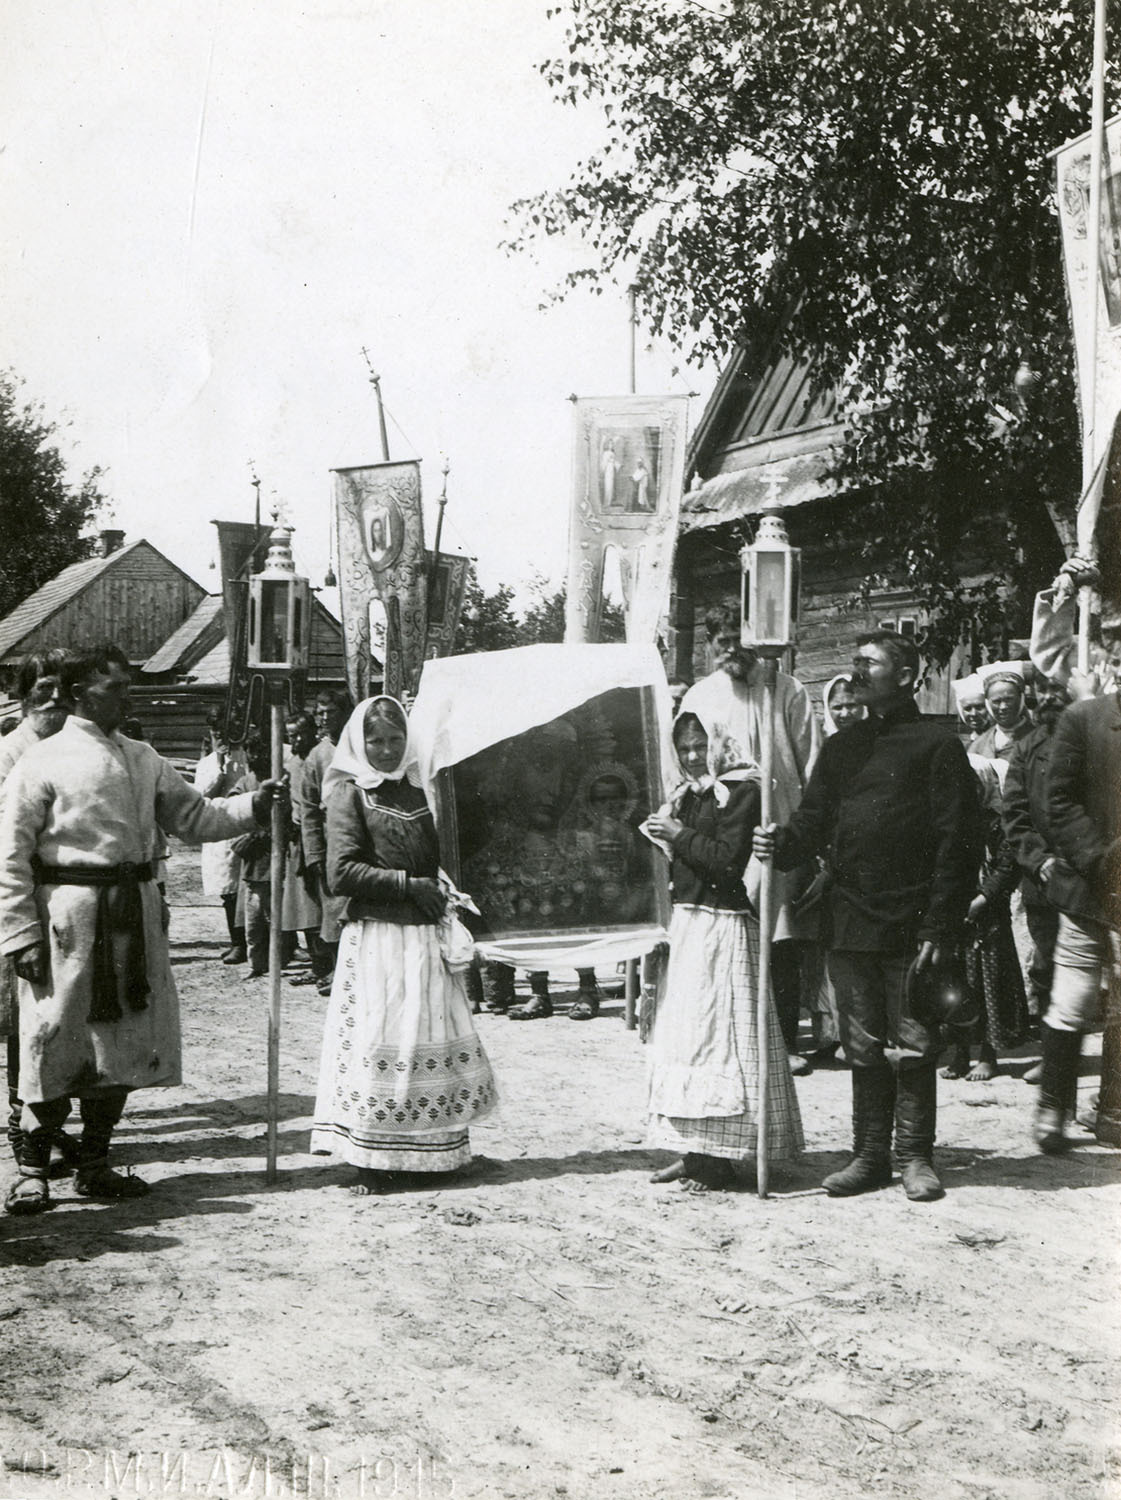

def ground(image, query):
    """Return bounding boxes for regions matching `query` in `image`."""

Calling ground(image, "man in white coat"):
[680,600,821,1069]
[0,644,282,1214]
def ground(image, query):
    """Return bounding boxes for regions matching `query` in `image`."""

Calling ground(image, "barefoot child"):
[310,697,497,1194]
[643,711,803,1188]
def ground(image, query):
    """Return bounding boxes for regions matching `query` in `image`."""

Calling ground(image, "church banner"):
[424,550,470,660]
[564,394,689,644]
[1056,114,1121,501]
[213,518,269,743]
[333,460,427,701]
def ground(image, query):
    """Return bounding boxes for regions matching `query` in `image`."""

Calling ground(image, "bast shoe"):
[569,981,602,1021]
[508,992,553,1021]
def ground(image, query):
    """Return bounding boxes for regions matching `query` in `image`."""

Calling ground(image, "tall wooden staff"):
[1080,0,1109,672]
[247,513,311,1183]
[741,511,800,1200]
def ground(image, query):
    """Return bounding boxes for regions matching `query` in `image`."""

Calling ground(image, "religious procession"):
[2,4,1120,1499]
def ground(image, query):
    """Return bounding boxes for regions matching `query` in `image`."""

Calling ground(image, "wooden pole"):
[628,285,637,395]
[1081,0,1108,673]
[266,691,285,1184]
[429,459,449,598]
[361,347,392,462]
[755,658,778,1199]
[624,959,638,1030]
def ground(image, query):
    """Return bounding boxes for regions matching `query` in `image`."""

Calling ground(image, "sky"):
[1,0,710,610]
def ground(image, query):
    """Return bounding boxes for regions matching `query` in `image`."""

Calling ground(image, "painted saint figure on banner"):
[595,427,661,514]
[361,493,405,571]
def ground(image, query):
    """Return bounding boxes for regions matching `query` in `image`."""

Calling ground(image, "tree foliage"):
[453,569,625,653]
[510,0,1119,656]
[0,373,108,619]
[453,573,522,654]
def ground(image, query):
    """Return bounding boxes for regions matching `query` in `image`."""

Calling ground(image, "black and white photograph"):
[1,3,1119,1499]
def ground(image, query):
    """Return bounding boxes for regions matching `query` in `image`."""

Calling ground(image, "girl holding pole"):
[643,709,803,1188]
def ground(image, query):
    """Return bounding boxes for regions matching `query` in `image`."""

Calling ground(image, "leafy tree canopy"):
[453,569,624,653]
[510,0,1119,657]
[0,372,109,619]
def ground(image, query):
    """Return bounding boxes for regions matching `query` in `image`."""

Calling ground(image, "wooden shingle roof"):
[0,545,133,660]
[142,594,225,674]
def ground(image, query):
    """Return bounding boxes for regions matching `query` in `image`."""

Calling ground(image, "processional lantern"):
[740,509,801,657]
[247,512,311,674]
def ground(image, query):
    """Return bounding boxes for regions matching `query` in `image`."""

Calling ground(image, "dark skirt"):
[961,909,1030,1052]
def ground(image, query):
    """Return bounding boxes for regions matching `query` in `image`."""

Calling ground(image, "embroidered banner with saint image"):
[333,460,427,701]
[565,395,689,644]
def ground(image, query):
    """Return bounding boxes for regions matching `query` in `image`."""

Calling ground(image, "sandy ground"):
[1,846,1119,1500]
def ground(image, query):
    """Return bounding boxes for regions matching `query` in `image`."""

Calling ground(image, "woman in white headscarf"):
[643,707,803,1188]
[822,673,866,736]
[952,673,990,745]
[310,696,497,1194]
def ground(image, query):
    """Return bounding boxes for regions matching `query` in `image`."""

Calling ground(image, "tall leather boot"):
[1095,977,1121,1147]
[464,959,484,1015]
[1033,1023,1083,1154]
[481,961,516,1013]
[822,1067,895,1196]
[895,1065,943,1201]
[74,1091,149,1200]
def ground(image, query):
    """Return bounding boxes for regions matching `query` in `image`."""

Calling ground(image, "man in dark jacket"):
[1038,658,1121,1152]
[754,631,980,1201]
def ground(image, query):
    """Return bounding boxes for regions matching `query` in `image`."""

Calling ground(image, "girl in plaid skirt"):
[644,711,803,1188]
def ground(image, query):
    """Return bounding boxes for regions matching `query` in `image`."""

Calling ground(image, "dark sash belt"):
[32,860,153,1023]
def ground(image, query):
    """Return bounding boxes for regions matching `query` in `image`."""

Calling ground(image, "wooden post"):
[1080,0,1108,672]
[754,658,778,1199]
[266,690,285,1184]
[624,958,639,1030]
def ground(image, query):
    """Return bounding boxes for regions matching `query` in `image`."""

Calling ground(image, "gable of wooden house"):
[670,343,981,718]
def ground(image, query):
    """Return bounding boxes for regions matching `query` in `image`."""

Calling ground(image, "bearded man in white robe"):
[0,644,282,1214]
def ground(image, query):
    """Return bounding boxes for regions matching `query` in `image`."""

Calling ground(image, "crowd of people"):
[0,567,1116,1214]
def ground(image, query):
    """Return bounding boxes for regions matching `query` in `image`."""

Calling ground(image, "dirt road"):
[1,848,1118,1500]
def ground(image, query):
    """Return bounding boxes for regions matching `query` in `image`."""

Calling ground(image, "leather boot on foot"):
[895,1066,943,1201]
[481,962,516,1014]
[1033,1023,1083,1154]
[822,1067,895,1196]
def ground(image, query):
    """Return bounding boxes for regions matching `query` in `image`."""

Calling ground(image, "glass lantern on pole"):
[245,510,309,1187]
[739,509,800,658]
[738,507,801,1202]
[247,514,311,675]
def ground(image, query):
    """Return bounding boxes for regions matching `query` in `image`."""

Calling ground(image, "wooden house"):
[669,346,977,717]
[0,532,205,676]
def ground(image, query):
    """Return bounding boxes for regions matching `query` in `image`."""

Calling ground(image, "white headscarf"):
[952,672,986,723]
[321,695,423,803]
[822,673,866,736]
[668,705,760,811]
